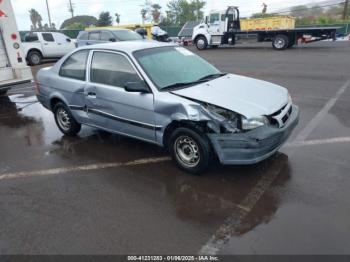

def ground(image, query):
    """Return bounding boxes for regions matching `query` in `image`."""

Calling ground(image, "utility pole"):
[343,0,349,20]
[45,0,52,28]
[68,0,75,18]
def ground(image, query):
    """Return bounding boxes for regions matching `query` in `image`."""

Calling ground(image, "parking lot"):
[0,41,350,255]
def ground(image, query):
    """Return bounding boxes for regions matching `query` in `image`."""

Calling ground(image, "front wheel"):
[169,127,212,174]
[195,36,208,50]
[53,102,81,136]
[272,34,289,50]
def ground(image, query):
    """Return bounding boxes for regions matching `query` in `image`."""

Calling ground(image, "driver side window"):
[209,13,220,24]
[90,51,141,88]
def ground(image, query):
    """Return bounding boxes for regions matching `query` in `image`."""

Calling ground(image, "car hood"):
[171,74,289,118]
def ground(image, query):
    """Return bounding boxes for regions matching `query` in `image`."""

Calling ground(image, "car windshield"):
[133,46,221,90]
[113,30,143,41]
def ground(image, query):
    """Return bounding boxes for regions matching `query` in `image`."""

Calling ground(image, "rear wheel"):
[27,50,42,66]
[169,127,212,174]
[272,35,289,50]
[0,89,8,95]
[195,36,208,50]
[53,102,81,136]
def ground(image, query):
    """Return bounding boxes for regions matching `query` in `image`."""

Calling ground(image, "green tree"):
[151,4,162,23]
[60,15,97,29]
[65,22,85,30]
[96,12,113,27]
[165,0,206,25]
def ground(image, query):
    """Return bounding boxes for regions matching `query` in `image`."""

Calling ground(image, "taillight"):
[35,80,40,95]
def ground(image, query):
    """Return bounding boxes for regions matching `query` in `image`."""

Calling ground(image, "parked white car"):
[23,32,75,65]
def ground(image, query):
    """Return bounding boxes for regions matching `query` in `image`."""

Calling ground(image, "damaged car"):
[36,41,299,174]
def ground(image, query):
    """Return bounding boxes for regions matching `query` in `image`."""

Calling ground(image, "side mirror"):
[124,81,150,93]
[109,38,116,42]
[66,38,71,42]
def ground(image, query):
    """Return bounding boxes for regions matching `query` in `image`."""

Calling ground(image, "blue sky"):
[12,0,314,30]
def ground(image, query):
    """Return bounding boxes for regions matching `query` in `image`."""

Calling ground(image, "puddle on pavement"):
[0,93,292,233]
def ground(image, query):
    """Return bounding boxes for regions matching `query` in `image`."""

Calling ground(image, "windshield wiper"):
[197,73,227,81]
[161,82,197,91]
[161,73,227,91]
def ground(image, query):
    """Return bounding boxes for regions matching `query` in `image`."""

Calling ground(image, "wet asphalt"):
[0,41,349,255]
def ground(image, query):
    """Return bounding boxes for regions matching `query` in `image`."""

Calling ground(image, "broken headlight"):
[203,104,240,133]
[241,116,269,130]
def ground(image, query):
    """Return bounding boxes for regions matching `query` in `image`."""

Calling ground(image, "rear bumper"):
[208,105,299,165]
[36,94,50,110]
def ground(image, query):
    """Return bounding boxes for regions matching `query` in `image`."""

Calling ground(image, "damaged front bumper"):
[208,105,299,165]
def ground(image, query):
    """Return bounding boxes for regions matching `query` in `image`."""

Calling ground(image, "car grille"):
[268,102,292,128]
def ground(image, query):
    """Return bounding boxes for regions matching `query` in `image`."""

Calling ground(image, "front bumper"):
[208,105,299,165]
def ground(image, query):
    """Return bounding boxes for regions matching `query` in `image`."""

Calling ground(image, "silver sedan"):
[36,41,299,174]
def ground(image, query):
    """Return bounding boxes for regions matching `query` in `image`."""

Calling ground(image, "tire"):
[27,50,42,66]
[195,36,208,50]
[0,89,8,95]
[272,34,289,50]
[53,102,81,136]
[169,127,212,175]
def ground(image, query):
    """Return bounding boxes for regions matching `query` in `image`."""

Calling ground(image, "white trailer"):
[0,0,32,94]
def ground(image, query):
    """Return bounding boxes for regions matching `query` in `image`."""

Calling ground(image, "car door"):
[40,33,57,57]
[54,33,74,56]
[208,13,221,35]
[57,49,90,124]
[84,50,156,142]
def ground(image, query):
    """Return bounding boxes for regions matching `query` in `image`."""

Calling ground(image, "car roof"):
[78,40,177,54]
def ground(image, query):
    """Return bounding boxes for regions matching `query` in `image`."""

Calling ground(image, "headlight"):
[241,116,269,130]
[202,103,239,133]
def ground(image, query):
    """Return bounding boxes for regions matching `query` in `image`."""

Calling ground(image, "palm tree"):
[115,13,121,25]
[29,9,43,30]
[29,9,39,30]
[141,8,147,24]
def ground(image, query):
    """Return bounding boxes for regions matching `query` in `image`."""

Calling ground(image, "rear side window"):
[89,32,100,40]
[42,33,54,42]
[24,33,38,42]
[100,31,113,41]
[78,32,88,40]
[59,50,89,81]
[90,51,141,87]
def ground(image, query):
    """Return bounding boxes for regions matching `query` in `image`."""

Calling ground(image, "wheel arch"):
[162,120,209,149]
[49,94,69,111]
[26,48,43,59]
[194,34,209,44]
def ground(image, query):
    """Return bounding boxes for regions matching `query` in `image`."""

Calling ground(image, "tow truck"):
[192,6,338,50]
[0,0,32,94]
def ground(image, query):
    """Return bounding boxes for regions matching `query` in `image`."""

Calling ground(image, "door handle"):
[58,43,62,45]
[87,92,96,98]
[44,43,48,45]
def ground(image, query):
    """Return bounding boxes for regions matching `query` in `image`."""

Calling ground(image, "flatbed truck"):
[192,6,338,51]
